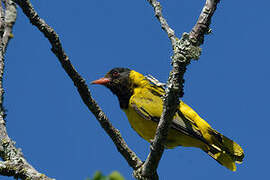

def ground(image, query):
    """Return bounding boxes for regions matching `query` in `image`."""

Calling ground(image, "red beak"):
[91,77,111,85]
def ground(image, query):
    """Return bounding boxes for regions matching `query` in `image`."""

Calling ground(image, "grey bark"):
[0,0,221,179]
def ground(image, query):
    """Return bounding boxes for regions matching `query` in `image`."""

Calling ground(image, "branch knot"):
[172,33,201,63]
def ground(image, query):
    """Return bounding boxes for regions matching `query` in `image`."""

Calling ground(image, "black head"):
[92,67,132,109]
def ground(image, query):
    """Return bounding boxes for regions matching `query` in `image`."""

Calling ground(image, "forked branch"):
[138,0,221,179]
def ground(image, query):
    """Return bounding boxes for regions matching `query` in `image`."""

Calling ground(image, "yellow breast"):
[123,105,158,141]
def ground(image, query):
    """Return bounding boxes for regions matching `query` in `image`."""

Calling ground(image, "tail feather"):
[206,150,236,171]
[221,133,244,163]
[205,128,244,171]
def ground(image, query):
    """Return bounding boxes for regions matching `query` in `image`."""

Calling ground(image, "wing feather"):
[130,87,207,143]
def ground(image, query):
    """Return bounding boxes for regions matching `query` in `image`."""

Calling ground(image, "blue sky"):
[2,0,269,179]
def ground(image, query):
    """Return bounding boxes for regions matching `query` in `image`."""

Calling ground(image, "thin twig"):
[138,0,221,179]
[2,0,16,53]
[13,0,143,171]
[146,0,177,46]
[189,0,220,46]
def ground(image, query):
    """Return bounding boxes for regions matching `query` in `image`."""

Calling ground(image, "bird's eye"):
[112,71,119,77]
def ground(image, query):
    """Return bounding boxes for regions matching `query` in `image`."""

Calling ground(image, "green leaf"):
[88,171,124,180]
[108,171,125,180]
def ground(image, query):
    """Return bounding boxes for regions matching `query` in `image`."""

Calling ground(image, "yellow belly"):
[123,106,206,149]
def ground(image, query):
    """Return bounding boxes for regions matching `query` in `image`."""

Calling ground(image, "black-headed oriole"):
[92,68,244,171]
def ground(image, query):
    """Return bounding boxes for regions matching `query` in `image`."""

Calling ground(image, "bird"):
[91,67,244,171]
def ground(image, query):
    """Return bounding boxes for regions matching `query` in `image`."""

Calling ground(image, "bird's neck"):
[116,88,133,109]
[129,70,149,87]
[116,70,149,109]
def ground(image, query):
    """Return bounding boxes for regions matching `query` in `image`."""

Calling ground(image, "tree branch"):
[146,0,177,46]
[3,0,221,179]
[0,1,54,179]
[136,0,221,179]
[0,155,52,180]
[13,0,143,172]
[189,0,220,46]
[2,0,16,52]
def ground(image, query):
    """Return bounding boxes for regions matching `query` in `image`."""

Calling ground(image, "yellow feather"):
[123,70,244,171]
